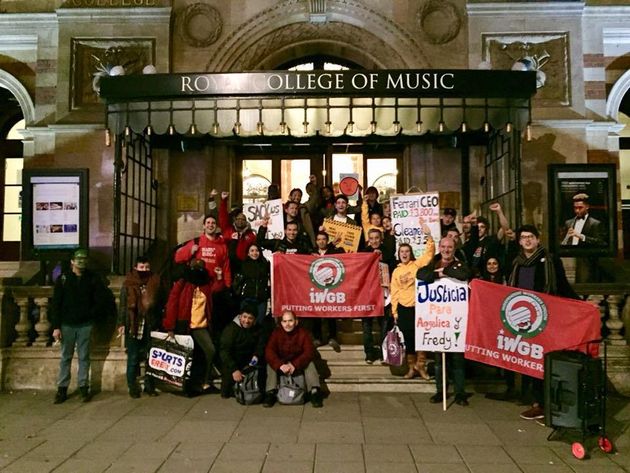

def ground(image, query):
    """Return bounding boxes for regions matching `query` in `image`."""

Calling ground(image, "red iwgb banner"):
[272,253,384,318]
[465,280,601,379]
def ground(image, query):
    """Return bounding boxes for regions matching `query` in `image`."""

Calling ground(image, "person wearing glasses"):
[508,224,577,422]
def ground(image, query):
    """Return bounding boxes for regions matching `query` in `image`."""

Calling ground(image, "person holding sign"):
[391,219,436,379]
[416,237,472,405]
[508,224,577,421]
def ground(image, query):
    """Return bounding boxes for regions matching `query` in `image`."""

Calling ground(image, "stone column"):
[33,297,51,347]
[606,294,626,345]
[13,297,31,346]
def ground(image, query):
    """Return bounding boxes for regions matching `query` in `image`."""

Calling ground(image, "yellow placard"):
[322,218,362,253]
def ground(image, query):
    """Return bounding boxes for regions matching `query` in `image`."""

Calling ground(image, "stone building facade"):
[0,0,629,392]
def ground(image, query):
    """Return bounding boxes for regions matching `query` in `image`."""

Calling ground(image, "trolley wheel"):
[598,436,614,454]
[571,442,587,460]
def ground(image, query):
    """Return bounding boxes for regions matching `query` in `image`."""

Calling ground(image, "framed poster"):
[22,169,89,259]
[548,164,617,257]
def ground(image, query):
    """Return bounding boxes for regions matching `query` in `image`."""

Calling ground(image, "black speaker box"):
[544,350,603,429]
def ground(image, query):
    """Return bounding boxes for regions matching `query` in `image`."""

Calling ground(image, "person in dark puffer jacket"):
[219,305,267,398]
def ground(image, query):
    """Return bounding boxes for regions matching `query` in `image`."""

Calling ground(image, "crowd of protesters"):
[50,175,577,422]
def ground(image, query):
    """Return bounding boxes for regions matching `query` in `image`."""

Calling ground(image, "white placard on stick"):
[415,277,469,353]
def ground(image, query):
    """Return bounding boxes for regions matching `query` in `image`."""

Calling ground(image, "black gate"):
[113,132,158,274]
[481,130,522,231]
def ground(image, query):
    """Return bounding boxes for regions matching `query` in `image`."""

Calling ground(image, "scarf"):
[508,246,557,295]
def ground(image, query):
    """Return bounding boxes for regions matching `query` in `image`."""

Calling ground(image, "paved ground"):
[0,389,628,473]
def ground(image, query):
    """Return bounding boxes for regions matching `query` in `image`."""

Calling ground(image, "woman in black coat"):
[233,243,270,324]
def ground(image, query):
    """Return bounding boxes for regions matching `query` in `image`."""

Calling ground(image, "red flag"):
[272,253,384,318]
[465,279,600,379]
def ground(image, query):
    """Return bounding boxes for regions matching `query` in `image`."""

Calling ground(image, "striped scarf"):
[508,246,557,295]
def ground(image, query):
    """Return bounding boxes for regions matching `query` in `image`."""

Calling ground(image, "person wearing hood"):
[219,306,267,398]
[233,243,270,324]
[217,190,257,272]
[163,259,225,395]
[117,256,165,398]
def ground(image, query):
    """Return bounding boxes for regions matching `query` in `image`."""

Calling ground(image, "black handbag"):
[234,366,263,405]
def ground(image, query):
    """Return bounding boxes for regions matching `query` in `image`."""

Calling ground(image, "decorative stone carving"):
[205,0,430,71]
[71,39,155,110]
[177,3,223,48]
[482,33,570,107]
[226,22,407,72]
[416,0,462,45]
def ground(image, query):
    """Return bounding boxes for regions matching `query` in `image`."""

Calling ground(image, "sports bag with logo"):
[234,366,263,405]
[382,324,405,367]
[147,331,194,390]
[277,373,306,405]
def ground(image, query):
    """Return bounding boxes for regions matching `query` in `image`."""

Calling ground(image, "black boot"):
[262,391,276,408]
[310,388,323,408]
[79,386,91,403]
[54,387,68,404]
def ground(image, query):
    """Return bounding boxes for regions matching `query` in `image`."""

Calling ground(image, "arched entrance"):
[0,70,33,261]
[606,71,630,259]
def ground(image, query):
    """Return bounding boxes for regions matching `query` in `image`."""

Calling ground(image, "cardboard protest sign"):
[415,277,469,353]
[243,199,284,239]
[390,192,440,259]
[322,218,362,253]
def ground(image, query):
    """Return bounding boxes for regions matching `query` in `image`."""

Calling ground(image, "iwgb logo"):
[308,257,347,304]
[309,258,345,289]
[500,291,548,338]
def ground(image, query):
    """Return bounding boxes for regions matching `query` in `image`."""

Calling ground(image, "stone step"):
[315,344,437,392]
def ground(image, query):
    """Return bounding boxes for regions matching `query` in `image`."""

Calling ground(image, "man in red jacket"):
[263,310,323,408]
[174,214,232,287]
[218,191,257,270]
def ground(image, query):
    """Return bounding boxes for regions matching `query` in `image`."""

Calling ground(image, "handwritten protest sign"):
[415,277,469,353]
[243,199,284,239]
[322,218,362,253]
[390,192,440,258]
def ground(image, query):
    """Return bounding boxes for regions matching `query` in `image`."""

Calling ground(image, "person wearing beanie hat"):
[51,248,108,404]
[440,208,458,236]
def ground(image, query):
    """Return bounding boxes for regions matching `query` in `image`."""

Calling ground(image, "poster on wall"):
[32,177,81,248]
[390,192,441,258]
[22,169,89,259]
[548,164,617,257]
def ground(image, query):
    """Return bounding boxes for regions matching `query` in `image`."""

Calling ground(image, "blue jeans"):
[126,326,154,391]
[57,323,92,388]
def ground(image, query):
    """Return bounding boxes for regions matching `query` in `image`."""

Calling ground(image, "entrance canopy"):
[100,70,536,138]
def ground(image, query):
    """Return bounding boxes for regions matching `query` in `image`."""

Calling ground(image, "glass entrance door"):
[239,149,401,205]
